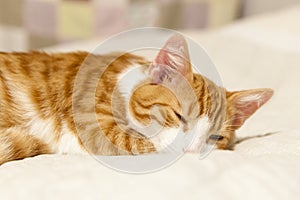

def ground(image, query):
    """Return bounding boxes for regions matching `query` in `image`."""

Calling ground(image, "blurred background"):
[0,0,298,51]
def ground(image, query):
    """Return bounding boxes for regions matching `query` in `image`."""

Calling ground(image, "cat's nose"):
[183,124,189,132]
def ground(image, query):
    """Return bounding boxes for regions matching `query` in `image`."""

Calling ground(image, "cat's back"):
[0,51,143,127]
[0,51,149,155]
[0,51,89,127]
[0,51,89,80]
[0,51,96,156]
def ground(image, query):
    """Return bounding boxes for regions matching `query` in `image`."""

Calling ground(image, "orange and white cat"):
[0,34,273,165]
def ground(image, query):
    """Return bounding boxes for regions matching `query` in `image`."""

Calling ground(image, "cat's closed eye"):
[209,135,224,141]
[174,112,187,124]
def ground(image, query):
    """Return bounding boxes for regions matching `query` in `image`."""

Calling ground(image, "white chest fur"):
[14,87,86,154]
[117,64,148,103]
[27,116,86,154]
[150,116,212,153]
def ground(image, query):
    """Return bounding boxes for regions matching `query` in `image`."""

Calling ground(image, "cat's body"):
[0,35,273,165]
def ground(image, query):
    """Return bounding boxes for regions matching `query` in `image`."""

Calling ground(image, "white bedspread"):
[1,5,300,200]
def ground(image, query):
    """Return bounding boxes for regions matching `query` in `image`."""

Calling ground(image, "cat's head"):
[126,34,273,152]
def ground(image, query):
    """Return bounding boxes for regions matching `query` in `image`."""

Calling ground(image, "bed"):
[1,5,300,200]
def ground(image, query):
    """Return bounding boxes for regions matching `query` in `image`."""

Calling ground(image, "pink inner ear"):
[149,34,192,84]
[237,101,261,117]
[233,101,261,127]
[149,63,174,84]
[232,89,273,127]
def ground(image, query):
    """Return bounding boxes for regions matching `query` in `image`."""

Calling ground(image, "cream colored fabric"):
[1,5,300,200]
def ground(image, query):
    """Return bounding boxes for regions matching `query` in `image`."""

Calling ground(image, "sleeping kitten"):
[0,34,273,164]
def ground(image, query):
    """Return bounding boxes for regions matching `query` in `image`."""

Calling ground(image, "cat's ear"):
[227,88,274,128]
[149,34,193,84]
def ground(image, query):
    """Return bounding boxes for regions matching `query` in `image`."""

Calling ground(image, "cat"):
[0,34,273,165]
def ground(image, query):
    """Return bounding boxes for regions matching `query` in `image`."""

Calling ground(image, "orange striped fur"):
[0,34,273,165]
